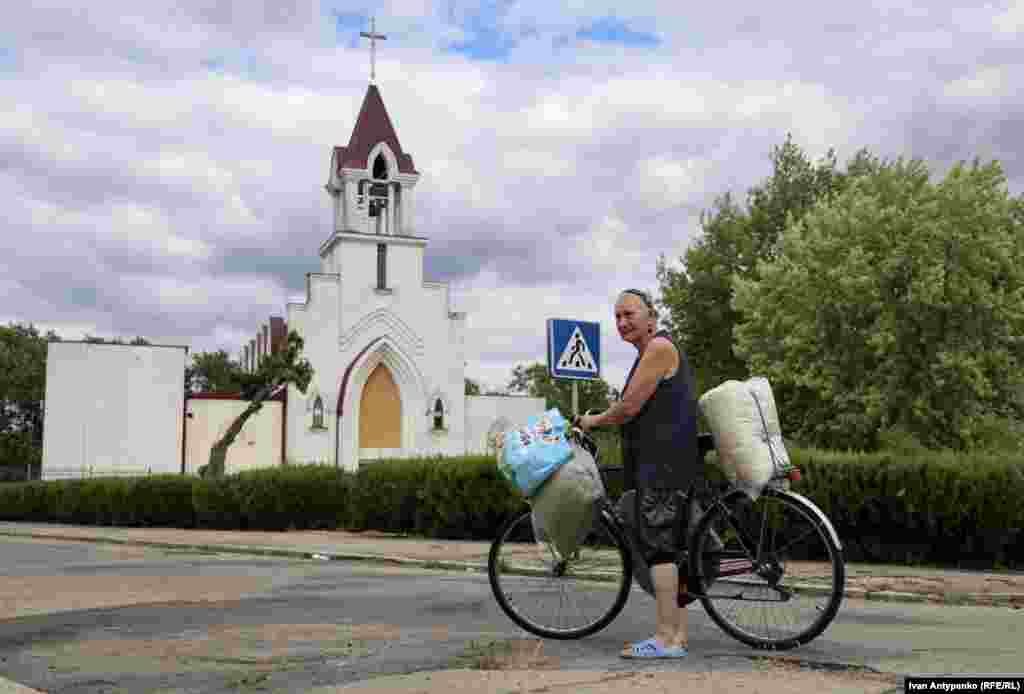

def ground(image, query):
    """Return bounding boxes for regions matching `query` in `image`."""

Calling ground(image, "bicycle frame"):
[573,428,784,598]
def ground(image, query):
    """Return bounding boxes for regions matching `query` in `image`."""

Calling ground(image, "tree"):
[464,378,481,396]
[0,323,60,438]
[506,362,618,416]
[0,323,59,477]
[198,331,313,478]
[732,157,1024,452]
[187,350,247,394]
[656,136,854,397]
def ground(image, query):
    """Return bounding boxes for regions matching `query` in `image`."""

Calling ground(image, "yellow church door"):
[359,363,402,460]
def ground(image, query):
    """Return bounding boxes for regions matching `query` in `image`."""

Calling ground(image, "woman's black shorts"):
[634,487,688,566]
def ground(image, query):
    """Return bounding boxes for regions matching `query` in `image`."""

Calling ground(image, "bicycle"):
[488,425,845,650]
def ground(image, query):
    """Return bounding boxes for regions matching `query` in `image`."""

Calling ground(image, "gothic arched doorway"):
[359,363,401,452]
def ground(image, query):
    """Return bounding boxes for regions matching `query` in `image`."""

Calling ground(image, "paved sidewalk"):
[1,521,1022,607]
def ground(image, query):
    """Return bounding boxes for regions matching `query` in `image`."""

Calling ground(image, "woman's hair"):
[618,288,659,335]
[619,288,658,321]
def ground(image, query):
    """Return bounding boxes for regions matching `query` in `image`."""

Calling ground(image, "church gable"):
[337,85,417,175]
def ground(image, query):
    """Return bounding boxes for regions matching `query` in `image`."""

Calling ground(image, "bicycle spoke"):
[771,525,819,559]
[692,489,845,650]
[489,509,632,640]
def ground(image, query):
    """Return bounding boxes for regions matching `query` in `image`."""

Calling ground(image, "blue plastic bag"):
[497,409,575,497]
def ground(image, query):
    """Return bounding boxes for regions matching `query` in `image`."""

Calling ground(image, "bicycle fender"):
[780,490,843,552]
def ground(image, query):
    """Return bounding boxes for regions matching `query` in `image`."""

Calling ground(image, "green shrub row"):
[0,457,528,538]
[1,446,1022,569]
[785,447,1024,568]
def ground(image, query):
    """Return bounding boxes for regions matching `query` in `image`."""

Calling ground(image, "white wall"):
[464,395,547,456]
[184,398,283,474]
[42,342,187,479]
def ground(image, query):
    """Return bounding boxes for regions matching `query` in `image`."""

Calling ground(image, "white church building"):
[41,79,544,480]
[228,81,544,472]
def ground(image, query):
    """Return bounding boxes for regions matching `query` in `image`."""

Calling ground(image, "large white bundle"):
[530,442,605,559]
[698,376,791,500]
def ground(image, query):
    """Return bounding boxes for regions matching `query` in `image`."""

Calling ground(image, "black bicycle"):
[488,427,845,650]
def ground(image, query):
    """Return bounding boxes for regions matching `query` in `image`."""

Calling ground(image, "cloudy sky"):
[3,1,1023,393]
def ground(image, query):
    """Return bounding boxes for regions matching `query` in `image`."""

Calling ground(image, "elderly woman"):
[579,288,701,659]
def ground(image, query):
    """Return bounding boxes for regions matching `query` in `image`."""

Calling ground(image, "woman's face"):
[614,293,652,345]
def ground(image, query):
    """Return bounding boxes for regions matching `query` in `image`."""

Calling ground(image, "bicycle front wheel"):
[488,508,632,640]
[689,487,845,650]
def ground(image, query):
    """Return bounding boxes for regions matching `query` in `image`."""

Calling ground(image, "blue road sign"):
[547,319,601,381]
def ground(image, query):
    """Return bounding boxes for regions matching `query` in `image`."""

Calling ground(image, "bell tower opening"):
[373,152,388,180]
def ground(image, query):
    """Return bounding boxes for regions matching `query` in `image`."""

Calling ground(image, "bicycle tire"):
[488,507,633,640]
[688,487,845,650]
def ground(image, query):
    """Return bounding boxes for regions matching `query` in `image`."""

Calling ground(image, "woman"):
[579,288,701,659]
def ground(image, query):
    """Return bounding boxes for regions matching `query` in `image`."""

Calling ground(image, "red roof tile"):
[337,84,417,175]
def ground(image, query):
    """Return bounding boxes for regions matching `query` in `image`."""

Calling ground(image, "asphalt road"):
[0,537,1020,693]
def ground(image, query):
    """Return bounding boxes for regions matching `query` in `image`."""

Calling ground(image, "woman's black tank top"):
[620,330,700,490]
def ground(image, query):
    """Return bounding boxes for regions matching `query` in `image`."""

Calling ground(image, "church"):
[230,78,544,472]
[40,32,544,481]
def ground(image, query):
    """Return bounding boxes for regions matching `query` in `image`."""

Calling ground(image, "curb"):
[2,529,1022,609]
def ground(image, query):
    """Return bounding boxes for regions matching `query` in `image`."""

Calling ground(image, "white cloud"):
[944,66,1012,100]
[502,149,576,177]
[994,1,1024,34]
[634,156,712,210]
[4,0,1024,388]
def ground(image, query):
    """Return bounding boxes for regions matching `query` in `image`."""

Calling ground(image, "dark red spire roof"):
[337,84,417,175]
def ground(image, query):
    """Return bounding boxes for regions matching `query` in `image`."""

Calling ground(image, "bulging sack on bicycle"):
[496,408,575,497]
[698,376,793,499]
[530,441,605,559]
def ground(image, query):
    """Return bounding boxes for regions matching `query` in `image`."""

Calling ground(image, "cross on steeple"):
[359,17,387,83]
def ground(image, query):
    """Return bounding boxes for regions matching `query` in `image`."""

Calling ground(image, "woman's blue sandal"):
[621,637,688,659]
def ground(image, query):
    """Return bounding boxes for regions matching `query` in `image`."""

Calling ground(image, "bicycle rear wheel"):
[688,487,845,650]
[488,507,632,640]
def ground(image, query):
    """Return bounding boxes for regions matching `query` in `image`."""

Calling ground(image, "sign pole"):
[547,318,600,420]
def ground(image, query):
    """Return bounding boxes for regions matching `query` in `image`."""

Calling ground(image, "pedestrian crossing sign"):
[547,319,601,381]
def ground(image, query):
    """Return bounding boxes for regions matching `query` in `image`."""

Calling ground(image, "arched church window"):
[373,152,388,180]
[312,395,324,429]
[432,397,445,431]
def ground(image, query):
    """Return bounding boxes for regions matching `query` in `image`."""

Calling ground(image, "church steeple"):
[326,83,420,237]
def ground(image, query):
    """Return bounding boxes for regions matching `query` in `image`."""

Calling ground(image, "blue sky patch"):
[69,286,98,309]
[576,17,659,47]
[440,0,518,61]
[0,42,19,73]
[334,11,370,48]
[445,29,516,60]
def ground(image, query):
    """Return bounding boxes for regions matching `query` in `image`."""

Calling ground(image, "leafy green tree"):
[199,331,313,479]
[464,378,481,396]
[0,324,51,437]
[0,323,59,477]
[506,362,618,416]
[656,136,854,397]
[187,350,248,394]
[733,157,1024,452]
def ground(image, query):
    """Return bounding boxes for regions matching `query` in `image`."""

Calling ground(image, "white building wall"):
[286,273,341,467]
[465,395,547,456]
[285,234,542,470]
[184,398,283,474]
[42,342,187,479]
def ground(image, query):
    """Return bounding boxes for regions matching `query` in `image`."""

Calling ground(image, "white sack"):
[698,376,791,500]
[530,442,605,559]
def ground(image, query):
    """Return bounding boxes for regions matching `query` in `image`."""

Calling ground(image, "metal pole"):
[572,381,579,417]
